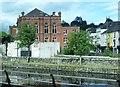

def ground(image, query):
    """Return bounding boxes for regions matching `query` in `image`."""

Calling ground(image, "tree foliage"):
[63,31,94,56]
[70,16,87,30]
[17,23,36,48]
[61,20,69,27]
[0,32,14,56]
[17,23,36,61]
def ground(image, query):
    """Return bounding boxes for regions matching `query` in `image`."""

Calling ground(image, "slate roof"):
[107,21,120,33]
[101,21,120,34]
[99,18,113,29]
[99,21,113,29]
[87,28,96,33]
[25,8,49,17]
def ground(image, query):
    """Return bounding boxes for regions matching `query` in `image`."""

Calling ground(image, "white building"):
[7,41,60,58]
[96,28,107,47]
[87,27,107,53]
[88,20,120,54]
[106,21,120,54]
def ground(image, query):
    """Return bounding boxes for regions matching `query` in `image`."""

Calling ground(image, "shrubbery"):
[103,48,120,58]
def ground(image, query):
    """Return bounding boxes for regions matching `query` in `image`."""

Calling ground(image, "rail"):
[0,70,119,87]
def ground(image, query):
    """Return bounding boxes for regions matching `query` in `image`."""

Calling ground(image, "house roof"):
[99,21,113,29]
[25,8,49,17]
[98,18,113,29]
[87,28,96,33]
[99,21,120,34]
[107,21,120,33]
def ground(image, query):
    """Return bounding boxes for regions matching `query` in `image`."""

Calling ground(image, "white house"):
[106,21,120,54]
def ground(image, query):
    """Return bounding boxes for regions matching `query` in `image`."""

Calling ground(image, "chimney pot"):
[58,12,61,16]
[21,12,25,16]
[52,12,55,16]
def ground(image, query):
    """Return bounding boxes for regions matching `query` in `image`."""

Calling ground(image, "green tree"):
[0,32,14,56]
[64,31,94,56]
[17,23,36,62]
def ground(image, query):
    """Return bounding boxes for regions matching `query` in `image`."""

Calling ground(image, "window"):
[64,30,67,35]
[35,38,38,41]
[64,37,68,43]
[64,45,67,49]
[114,32,115,38]
[73,29,77,32]
[113,40,116,47]
[44,37,49,42]
[52,22,57,33]
[52,37,57,42]
[44,23,48,33]
[35,23,39,33]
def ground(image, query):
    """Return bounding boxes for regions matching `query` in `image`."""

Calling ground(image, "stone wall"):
[2,56,120,74]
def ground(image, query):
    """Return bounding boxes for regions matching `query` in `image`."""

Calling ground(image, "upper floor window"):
[52,37,57,42]
[64,37,68,43]
[44,23,48,33]
[64,30,67,35]
[44,37,49,42]
[73,29,77,32]
[34,23,39,34]
[113,32,116,38]
[64,45,67,49]
[52,22,57,33]
[113,40,116,47]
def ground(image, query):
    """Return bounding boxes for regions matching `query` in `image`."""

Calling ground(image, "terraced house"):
[88,18,120,54]
[106,21,120,54]
[9,8,80,49]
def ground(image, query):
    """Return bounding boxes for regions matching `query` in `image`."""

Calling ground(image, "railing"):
[0,70,119,87]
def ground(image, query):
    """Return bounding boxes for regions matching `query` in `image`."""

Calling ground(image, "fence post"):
[50,74,56,87]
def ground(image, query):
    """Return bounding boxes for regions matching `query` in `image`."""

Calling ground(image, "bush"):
[103,48,120,58]
[103,48,112,57]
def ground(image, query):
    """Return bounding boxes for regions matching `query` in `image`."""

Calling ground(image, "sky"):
[0,0,119,33]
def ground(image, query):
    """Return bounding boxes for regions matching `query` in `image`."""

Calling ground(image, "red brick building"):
[10,8,80,49]
[9,25,17,36]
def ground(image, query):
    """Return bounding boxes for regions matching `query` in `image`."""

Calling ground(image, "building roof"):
[98,18,113,29]
[99,21,113,29]
[107,21,120,33]
[25,8,49,17]
[87,28,96,33]
[99,21,120,34]
[9,25,17,28]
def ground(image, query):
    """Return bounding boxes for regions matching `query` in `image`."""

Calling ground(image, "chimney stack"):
[21,12,25,16]
[52,12,55,16]
[58,12,61,16]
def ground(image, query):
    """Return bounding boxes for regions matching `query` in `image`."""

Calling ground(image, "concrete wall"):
[31,42,60,58]
[7,41,20,57]
[0,44,6,56]
[7,41,60,58]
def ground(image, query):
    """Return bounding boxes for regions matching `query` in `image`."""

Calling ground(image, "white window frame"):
[44,23,48,33]
[44,37,49,42]
[35,23,39,34]
[64,37,68,43]
[52,37,57,42]
[64,30,67,35]
[52,22,57,33]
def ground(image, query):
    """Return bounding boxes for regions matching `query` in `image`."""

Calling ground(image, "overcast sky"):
[0,0,119,33]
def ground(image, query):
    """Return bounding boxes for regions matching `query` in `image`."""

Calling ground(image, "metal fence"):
[0,70,119,87]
